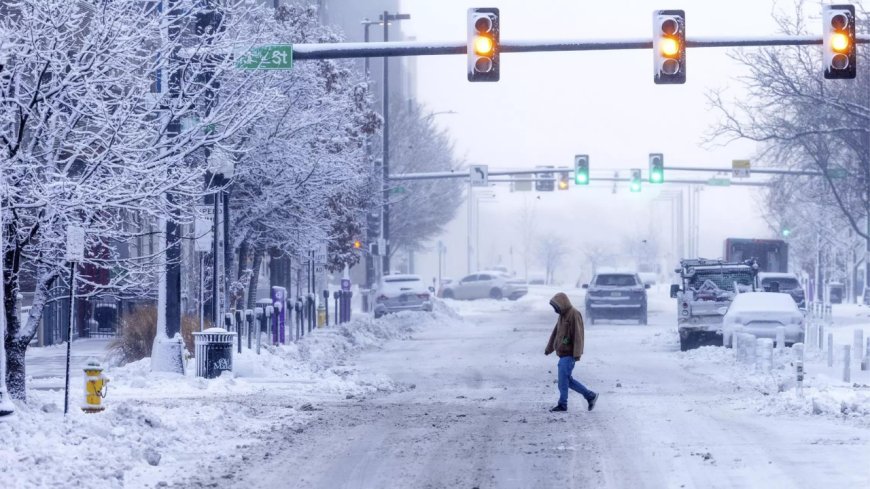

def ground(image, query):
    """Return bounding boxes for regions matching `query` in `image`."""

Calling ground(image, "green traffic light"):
[575,172,589,185]
[782,228,791,237]
[630,182,641,192]
[650,170,663,184]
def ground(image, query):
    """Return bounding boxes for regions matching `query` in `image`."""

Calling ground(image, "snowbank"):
[679,342,870,427]
[1,307,462,489]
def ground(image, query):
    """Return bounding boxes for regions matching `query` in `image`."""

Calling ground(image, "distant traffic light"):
[630,169,642,192]
[353,240,363,250]
[823,5,855,79]
[467,8,500,82]
[649,153,664,183]
[653,10,686,84]
[781,227,791,238]
[574,154,589,185]
[557,172,570,190]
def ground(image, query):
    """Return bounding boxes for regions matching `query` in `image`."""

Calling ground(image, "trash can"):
[193,328,237,379]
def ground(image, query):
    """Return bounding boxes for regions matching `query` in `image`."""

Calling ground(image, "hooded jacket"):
[544,292,585,359]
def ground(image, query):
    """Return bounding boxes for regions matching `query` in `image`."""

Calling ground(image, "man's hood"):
[550,292,573,314]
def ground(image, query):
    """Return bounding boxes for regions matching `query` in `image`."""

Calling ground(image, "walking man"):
[545,292,598,412]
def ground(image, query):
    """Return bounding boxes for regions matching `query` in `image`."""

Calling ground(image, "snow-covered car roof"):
[728,292,799,313]
[382,274,423,282]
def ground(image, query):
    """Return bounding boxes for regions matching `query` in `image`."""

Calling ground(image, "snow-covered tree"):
[0,0,276,399]
[708,1,870,289]
[226,4,379,308]
[375,101,464,260]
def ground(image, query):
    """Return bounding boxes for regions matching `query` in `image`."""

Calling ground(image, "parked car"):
[373,274,433,319]
[757,272,806,309]
[583,272,648,324]
[439,272,528,300]
[722,292,805,347]
[436,278,454,298]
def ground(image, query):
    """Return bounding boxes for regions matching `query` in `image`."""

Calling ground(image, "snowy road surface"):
[184,288,870,489]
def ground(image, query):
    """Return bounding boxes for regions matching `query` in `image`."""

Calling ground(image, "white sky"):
[395,0,842,283]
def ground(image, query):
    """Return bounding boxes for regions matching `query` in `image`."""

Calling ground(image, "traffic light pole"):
[291,35,870,61]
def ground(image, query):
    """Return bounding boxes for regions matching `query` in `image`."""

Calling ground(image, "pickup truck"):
[671,259,758,351]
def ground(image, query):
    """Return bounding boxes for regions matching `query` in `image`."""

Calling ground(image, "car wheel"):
[442,289,454,299]
[489,288,503,300]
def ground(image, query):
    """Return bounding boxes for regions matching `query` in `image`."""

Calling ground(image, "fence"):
[38,286,157,345]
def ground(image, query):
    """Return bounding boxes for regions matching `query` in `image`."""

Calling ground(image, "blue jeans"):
[557,356,594,407]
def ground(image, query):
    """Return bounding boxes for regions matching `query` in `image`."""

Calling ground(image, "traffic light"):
[823,5,856,79]
[353,240,363,250]
[781,227,792,238]
[467,8,500,82]
[574,154,589,185]
[653,10,686,84]
[630,169,642,192]
[558,172,570,190]
[649,153,664,183]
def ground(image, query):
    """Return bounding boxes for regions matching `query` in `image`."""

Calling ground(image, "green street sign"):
[236,45,293,70]
[826,167,847,179]
[707,177,731,187]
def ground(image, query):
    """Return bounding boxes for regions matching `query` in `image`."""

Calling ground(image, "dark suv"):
[583,273,649,324]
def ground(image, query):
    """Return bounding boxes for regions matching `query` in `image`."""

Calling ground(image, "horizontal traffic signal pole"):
[663,166,825,176]
[292,35,870,60]
[389,168,569,181]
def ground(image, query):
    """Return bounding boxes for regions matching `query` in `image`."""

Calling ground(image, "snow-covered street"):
[182,287,870,489]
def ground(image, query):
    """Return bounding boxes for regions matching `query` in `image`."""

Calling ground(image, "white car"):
[439,272,528,300]
[373,274,433,319]
[722,292,805,347]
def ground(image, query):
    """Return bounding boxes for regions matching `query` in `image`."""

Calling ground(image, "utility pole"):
[379,11,410,276]
[163,0,183,339]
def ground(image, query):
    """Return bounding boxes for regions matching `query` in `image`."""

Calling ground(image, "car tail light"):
[376,295,388,303]
[417,293,430,300]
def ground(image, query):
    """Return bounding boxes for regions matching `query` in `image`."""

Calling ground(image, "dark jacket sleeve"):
[545,325,557,355]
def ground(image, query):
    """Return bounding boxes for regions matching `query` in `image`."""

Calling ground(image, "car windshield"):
[594,274,637,286]
[762,278,800,290]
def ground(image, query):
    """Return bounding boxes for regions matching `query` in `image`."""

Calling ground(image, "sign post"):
[63,226,85,416]
[195,205,214,331]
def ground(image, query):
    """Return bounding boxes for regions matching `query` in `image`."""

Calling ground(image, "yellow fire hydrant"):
[82,358,109,413]
[317,304,327,328]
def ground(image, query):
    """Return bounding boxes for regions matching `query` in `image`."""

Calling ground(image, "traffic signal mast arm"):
[291,35,870,60]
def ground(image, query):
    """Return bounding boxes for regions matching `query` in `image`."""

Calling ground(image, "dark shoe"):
[587,393,599,411]
[550,404,567,412]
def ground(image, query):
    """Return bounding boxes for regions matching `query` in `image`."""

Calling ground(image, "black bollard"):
[235,310,244,354]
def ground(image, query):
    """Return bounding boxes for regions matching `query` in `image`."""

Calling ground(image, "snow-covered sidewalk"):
[1,305,463,489]
[676,303,870,427]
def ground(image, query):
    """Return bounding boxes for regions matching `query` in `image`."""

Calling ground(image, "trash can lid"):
[200,327,227,333]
